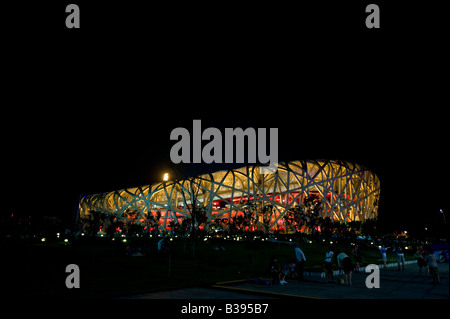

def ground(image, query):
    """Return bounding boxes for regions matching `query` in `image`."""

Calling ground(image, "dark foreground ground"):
[2,237,446,299]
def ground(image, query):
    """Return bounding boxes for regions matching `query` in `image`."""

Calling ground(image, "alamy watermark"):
[65,264,80,289]
[64,4,379,30]
[63,263,380,290]
[65,4,80,29]
[365,264,380,288]
[170,120,278,174]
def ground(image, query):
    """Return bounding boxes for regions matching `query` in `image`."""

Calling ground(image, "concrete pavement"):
[117,286,276,299]
[214,262,449,299]
[118,263,448,299]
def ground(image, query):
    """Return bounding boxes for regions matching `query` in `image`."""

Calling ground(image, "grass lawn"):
[2,236,415,299]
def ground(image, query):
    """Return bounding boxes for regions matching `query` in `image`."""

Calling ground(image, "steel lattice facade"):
[78,160,380,233]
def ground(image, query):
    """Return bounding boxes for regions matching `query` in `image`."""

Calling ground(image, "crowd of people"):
[266,242,443,287]
[267,244,356,286]
[414,245,441,284]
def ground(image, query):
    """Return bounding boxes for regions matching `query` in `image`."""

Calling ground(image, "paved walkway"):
[117,286,276,299]
[216,263,449,299]
[118,263,448,299]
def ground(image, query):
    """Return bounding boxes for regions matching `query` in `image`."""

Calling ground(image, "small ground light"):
[41,238,46,242]
[64,239,69,243]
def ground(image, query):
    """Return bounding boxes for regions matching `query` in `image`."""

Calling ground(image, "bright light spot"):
[64,239,69,243]
[163,173,169,181]
[122,239,127,243]
[41,238,46,242]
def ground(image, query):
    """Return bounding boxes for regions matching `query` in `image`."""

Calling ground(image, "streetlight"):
[440,209,446,224]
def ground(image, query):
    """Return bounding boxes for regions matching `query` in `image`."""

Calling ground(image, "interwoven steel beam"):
[78,160,380,233]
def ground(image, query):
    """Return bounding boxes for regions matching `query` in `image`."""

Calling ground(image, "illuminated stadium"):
[78,160,380,234]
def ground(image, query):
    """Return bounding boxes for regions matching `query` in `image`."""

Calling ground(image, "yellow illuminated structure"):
[78,160,380,234]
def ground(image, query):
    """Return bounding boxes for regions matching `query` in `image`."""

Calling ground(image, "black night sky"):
[2,1,448,235]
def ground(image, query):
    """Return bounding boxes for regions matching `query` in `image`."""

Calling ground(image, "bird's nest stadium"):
[78,160,380,234]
